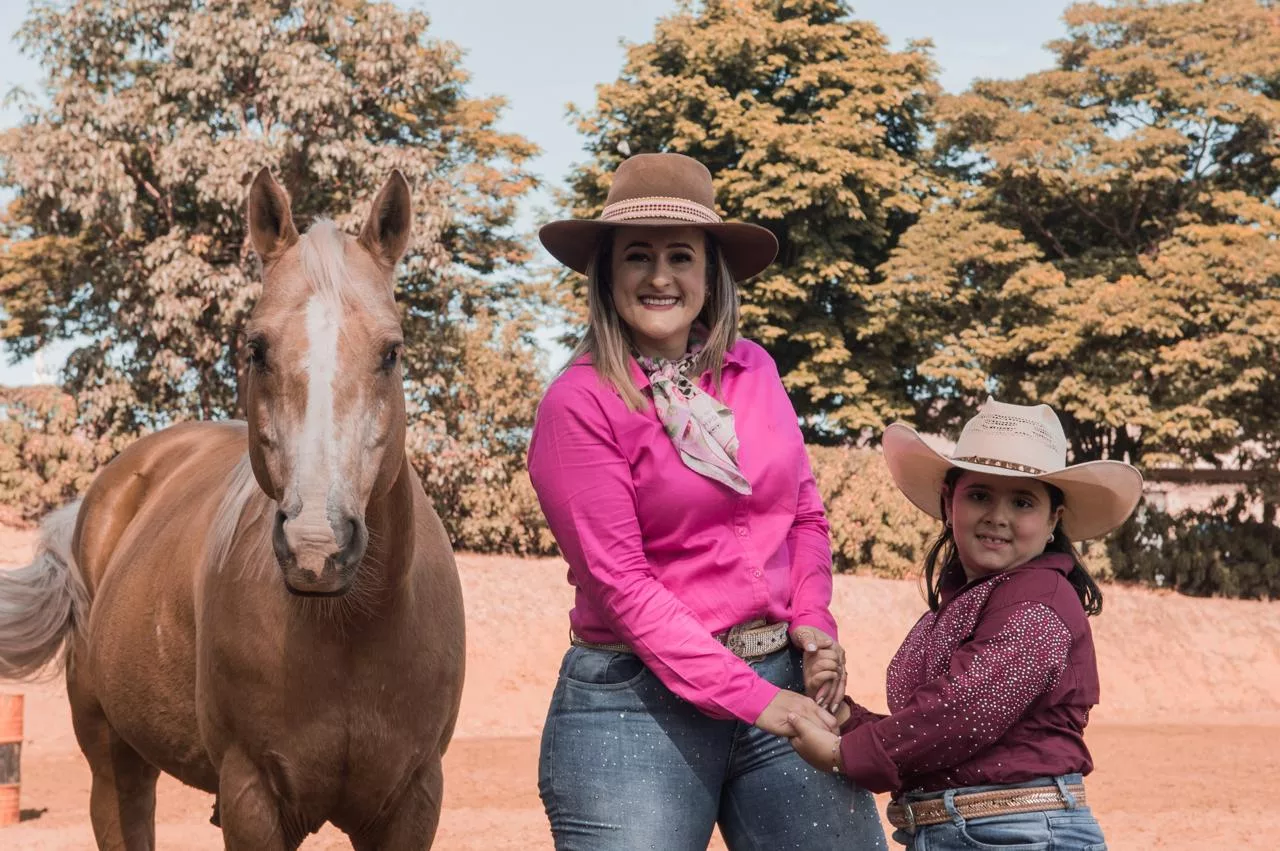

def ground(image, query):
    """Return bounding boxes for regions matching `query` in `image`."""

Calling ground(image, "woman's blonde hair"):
[567,229,740,410]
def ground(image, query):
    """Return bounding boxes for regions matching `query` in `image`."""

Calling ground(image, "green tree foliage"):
[561,0,937,439]
[807,445,938,576]
[0,0,553,550]
[563,0,1279,595]
[1108,496,1280,599]
[871,0,1280,479]
[0,384,126,525]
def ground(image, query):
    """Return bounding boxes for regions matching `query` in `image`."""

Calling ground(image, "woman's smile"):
[611,225,708,360]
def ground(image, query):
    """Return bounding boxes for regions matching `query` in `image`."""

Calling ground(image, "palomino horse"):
[0,169,466,849]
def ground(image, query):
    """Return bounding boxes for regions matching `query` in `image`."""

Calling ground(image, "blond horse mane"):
[204,452,267,580]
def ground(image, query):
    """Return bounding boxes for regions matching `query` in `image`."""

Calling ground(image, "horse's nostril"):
[272,510,292,566]
[337,516,368,567]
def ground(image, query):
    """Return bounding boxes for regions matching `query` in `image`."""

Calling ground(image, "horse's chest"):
[202,646,433,743]
[194,583,457,822]
[203,664,436,809]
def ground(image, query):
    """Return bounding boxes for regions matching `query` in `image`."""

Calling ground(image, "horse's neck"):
[361,455,417,592]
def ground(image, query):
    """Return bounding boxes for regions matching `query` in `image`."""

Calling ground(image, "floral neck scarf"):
[634,332,751,495]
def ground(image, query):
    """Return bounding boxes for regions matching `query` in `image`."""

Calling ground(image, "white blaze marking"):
[295,296,340,531]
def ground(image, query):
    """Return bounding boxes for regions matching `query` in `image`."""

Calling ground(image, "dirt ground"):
[2,526,1278,850]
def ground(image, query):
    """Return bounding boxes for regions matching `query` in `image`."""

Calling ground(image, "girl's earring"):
[1047,533,1055,544]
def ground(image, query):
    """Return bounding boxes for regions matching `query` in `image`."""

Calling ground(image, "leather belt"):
[570,619,789,660]
[888,783,1087,832]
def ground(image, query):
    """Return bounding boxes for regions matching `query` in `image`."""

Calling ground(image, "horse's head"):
[242,169,411,596]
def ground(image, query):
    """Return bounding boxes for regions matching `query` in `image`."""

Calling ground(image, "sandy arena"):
[1,526,1277,850]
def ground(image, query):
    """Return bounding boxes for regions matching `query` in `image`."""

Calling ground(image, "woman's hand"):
[790,626,847,713]
[786,711,844,775]
[754,689,837,738]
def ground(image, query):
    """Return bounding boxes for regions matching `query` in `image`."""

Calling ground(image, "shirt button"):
[752,569,763,578]
[736,527,748,537]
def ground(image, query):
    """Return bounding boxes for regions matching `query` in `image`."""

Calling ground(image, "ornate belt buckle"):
[724,624,747,657]
[891,796,917,835]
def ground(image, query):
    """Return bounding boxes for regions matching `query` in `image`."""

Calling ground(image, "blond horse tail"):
[0,501,88,679]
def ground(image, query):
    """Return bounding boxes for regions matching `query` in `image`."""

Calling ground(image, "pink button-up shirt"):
[527,339,836,725]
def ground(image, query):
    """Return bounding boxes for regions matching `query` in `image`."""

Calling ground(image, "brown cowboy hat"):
[539,153,779,281]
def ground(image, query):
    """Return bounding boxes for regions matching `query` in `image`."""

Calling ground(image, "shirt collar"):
[942,551,1076,605]
[576,340,748,392]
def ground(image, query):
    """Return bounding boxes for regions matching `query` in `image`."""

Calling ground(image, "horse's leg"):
[217,749,303,851]
[350,756,444,851]
[68,682,160,851]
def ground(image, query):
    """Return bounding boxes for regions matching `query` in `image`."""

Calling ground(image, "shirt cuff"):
[790,610,839,641]
[838,696,886,735]
[839,722,902,793]
[742,679,783,727]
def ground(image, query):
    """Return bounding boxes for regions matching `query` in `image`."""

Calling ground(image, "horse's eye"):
[380,343,402,372]
[246,339,268,371]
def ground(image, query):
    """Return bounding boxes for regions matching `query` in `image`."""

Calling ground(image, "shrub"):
[808,445,939,577]
[1108,496,1280,600]
[0,384,125,525]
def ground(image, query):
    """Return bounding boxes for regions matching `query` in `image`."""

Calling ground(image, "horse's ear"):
[359,170,413,268]
[247,168,299,261]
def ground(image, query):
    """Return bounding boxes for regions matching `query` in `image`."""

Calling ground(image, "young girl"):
[787,398,1142,850]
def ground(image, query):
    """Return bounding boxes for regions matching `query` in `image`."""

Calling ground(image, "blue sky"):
[0,0,1073,385]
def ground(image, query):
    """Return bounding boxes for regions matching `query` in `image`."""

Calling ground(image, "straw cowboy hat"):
[538,152,779,281]
[882,398,1144,541]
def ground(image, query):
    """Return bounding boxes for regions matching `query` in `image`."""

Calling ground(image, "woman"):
[528,152,886,850]
[787,398,1142,849]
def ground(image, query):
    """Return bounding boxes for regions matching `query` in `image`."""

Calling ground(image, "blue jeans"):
[891,774,1107,851]
[538,645,887,850]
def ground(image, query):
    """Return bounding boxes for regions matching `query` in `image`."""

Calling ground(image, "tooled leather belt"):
[888,783,1088,832]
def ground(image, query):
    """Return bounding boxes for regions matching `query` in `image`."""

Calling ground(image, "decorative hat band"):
[952,456,1048,475]
[600,196,722,225]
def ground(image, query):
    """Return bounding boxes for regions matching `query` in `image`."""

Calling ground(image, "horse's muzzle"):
[272,511,367,596]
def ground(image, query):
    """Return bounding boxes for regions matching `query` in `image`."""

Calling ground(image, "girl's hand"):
[786,711,844,775]
[790,626,847,713]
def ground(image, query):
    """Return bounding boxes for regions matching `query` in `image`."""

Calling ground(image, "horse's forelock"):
[299,220,356,310]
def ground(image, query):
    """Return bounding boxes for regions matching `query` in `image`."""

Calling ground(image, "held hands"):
[790,626,846,713]
[785,711,845,775]
[754,689,838,738]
